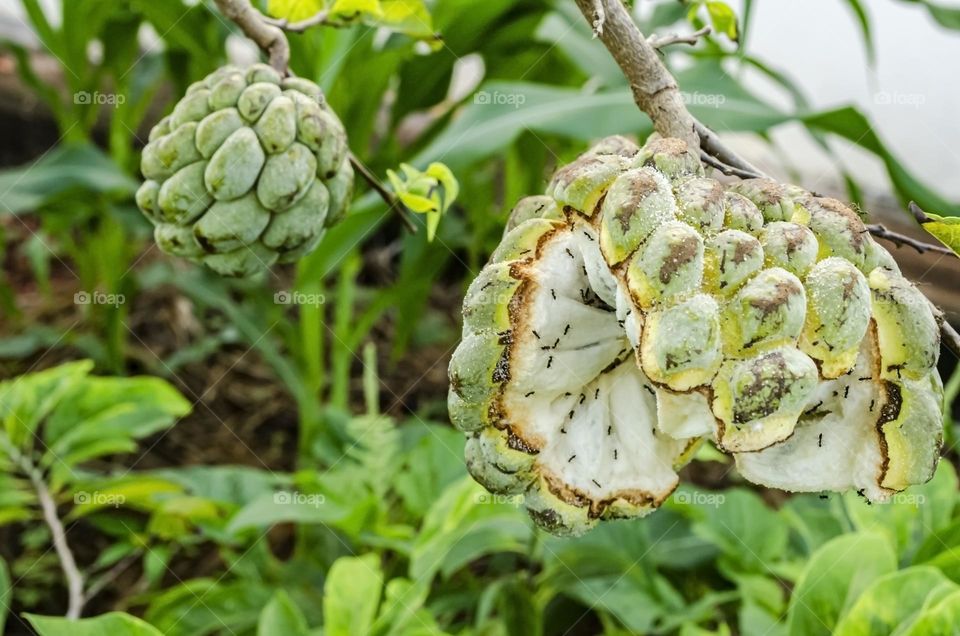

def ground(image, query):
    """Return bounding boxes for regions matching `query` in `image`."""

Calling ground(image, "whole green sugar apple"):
[448,134,944,537]
[136,64,354,277]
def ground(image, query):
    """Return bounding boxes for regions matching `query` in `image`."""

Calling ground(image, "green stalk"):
[295,261,325,398]
[362,341,379,416]
[329,254,360,410]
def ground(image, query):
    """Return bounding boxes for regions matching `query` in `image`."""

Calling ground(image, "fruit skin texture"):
[137,64,353,277]
[449,135,943,537]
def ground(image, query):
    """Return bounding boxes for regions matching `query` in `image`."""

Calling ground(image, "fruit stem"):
[212,0,290,73]
[349,153,419,233]
[572,0,763,176]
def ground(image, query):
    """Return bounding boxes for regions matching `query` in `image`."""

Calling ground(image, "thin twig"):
[695,121,766,177]
[349,153,418,233]
[941,320,960,361]
[10,451,85,619]
[82,553,139,605]
[212,0,290,72]
[648,26,712,49]
[262,10,331,33]
[700,151,761,179]
[866,223,956,257]
[910,200,933,224]
[1,433,84,618]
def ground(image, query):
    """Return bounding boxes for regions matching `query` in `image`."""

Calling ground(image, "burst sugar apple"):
[448,135,943,537]
[136,64,354,277]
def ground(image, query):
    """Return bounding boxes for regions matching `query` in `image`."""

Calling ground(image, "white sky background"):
[715,0,960,200]
[3,0,960,201]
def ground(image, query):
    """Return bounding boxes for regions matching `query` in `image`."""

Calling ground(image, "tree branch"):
[0,434,84,619]
[695,121,766,176]
[82,553,138,605]
[573,0,699,148]
[32,476,84,619]
[941,320,960,361]
[588,0,606,36]
[212,0,290,72]
[262,10,331,33]
[866,223,956,258]
[648,26,712,49]
[699,151,762,179]
[2,438,87,620]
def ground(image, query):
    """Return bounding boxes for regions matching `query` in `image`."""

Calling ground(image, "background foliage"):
[1,0,960,634]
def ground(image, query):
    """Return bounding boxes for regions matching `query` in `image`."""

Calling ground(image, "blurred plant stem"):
[330,254,360,411]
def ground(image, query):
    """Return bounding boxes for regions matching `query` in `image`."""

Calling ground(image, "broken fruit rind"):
[449,135,944,536]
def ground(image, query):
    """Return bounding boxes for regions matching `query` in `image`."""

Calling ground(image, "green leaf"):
[370,578,430,636]
[25,612,164,636]
[897,0,960,30]
[496,577,542,636]
[324,554,384,636]
[535,9,622,83]
[561,574,664,633]
[843,461,958,558]
[69,476,184,517]
[915,209,960,255]
[841,0,875,65]
[787,533,896,636]
[268,0,324,22]
[705,1,739,41]
[258,589,310,636]
[148,465,286,507]
[128,0,220,66]
[799,107,959,215]
[410,477,529,582]
[913,517,960,582]
[28,374,192,488]
[393,424,466,518]
[145,579,274,636]
[331,0,383,18]
[0,360,93,449]
[834,566,957,635]
[0,558,9,635]
[374,0,436,39]
[778,494,850,555]
[683,488,787,573]
[0,144,137,216]
[226,489,354,534]
[900,589,960,634]
[414,83,650,170]
[386,162,459,241]
[0,472,35,526]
